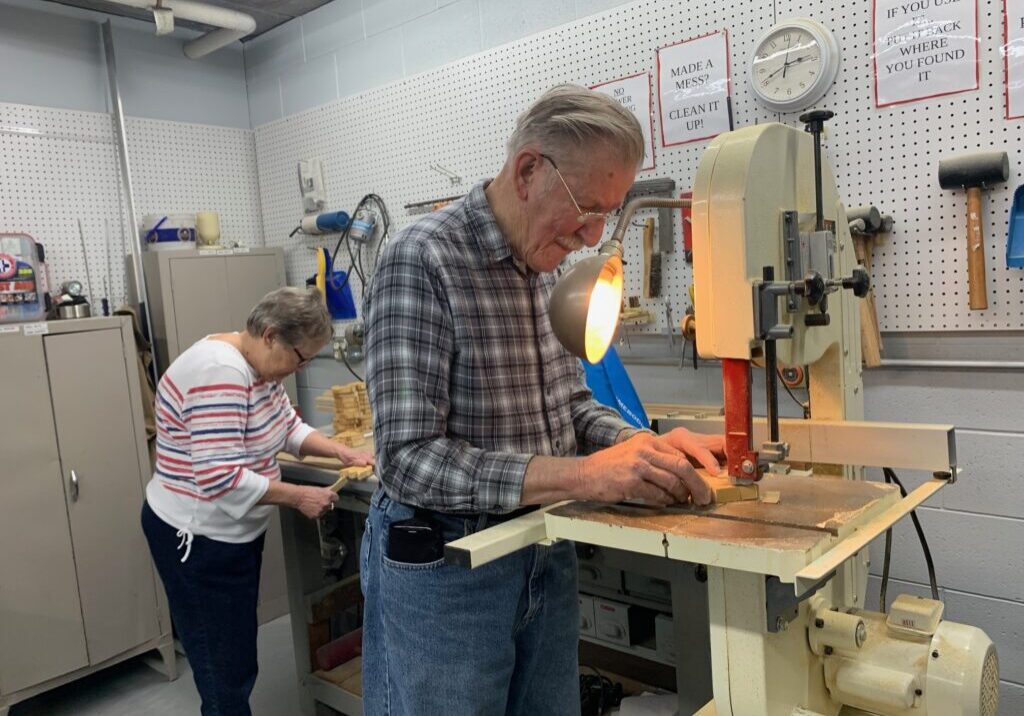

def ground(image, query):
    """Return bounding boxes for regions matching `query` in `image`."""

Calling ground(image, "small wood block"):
[701,471,760,504]
[338,465,374,480]
[760,490,781,504]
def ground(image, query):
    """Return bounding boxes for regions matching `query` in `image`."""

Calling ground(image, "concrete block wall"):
[626,360,1024,708]
[0,0,250,129]
[244,0,633,127]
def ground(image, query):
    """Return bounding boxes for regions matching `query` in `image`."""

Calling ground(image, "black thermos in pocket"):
[387,517,444,564]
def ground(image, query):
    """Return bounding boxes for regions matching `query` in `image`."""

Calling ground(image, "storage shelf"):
[580,634,675,667]
[580,584,673,615]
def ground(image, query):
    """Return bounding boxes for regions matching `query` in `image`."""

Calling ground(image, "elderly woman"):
[141,286,371,716]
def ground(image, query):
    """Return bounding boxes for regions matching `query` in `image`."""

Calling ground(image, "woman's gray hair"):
[507,84,645,168]
[246,286,333,347]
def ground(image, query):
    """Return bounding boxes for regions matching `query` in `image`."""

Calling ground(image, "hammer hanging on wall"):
[846,205,884,368]
[938,151,1010,310]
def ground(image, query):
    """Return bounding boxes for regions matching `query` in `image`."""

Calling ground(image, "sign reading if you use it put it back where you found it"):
[873,0,979,107]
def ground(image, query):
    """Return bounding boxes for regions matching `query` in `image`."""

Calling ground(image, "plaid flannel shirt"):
[364,181,633,513]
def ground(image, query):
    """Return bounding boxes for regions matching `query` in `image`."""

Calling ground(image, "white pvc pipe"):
[104,0,256,58]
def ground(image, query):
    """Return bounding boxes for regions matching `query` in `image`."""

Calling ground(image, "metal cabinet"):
[141,247,290,392]
[0,318,174,715]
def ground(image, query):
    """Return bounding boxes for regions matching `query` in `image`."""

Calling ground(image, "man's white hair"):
[507,84,645,168]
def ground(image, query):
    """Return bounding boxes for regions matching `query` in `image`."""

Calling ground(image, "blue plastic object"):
[1007,184,1024,268]
[319,247,360,321]
[315,210,351,233]
[144,216,196,244]
[581,346,650,430]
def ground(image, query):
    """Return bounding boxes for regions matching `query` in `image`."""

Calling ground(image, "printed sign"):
[874,0,979,107]
[657,30,732,146]
[1007,0,1024,118]
[591,73,656,171]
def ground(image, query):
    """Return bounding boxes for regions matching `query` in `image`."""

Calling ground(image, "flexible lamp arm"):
[606,196,691,252]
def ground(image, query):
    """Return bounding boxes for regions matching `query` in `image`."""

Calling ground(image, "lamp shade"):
[549,252,623,363]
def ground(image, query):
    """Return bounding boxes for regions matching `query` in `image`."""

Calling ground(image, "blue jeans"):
[141,501,265,716]
[360,490,581,716]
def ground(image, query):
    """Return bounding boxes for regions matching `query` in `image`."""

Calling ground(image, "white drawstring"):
[176,527,194,563]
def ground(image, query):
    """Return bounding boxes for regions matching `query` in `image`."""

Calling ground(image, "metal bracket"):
[766,573,830,632]
[429,163,462,186]
[782,210,802,312]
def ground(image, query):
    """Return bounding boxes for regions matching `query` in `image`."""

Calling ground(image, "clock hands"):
[764,52,817,83]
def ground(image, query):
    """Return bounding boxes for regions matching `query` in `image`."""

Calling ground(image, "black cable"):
[882,467,941,601]
[779,377,810,419]
[338,346,364,382]
[289,225,301,237]
[880,471,894,612]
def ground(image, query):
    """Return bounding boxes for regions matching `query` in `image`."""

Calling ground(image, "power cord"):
[579,665,623,716]
[879,466,940,611]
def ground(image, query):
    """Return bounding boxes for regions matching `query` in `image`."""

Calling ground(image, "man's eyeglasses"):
[540,153,620,226]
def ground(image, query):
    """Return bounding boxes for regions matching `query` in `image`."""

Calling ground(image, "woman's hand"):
[294,485,339,519]
[333,443,375,467]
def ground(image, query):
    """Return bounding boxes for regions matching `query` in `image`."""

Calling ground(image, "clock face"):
[752,27,822,105]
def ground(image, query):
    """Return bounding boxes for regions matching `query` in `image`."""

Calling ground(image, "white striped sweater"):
[145,337,314,543]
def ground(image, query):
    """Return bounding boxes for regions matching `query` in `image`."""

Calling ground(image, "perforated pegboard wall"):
[127,118,264,252]
[0,102,263,308]
[254,0,1023,333]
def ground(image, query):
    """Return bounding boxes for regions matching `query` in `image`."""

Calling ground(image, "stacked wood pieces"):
[323,382,373,447]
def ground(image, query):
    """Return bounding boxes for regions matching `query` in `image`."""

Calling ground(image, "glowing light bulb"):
[583,257,623,363]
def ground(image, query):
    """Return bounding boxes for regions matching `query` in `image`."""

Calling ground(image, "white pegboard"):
[0,102,263,309]
[127,118,264,252]
[254,0,1023,333]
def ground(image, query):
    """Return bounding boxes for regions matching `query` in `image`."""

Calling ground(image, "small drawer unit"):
[578,594,597,637]
[593,597,655,647]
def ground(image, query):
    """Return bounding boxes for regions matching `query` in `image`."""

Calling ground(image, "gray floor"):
[10,615,303,716]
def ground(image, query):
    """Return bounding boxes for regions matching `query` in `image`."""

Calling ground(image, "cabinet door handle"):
[70,470,79,502]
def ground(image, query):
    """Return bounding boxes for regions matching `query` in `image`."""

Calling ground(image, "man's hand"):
[657,428,725,474]
[293,485,339,519]
[333,444,375,467]
[577,432,713,506]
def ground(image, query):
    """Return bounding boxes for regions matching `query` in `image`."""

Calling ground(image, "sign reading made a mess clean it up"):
[657,30,732,146]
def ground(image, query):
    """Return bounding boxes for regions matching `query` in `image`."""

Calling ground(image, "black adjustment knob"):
[843,266,871,298]
[800,271,826,306]
[800,110,835,131]
[805,313,830,327]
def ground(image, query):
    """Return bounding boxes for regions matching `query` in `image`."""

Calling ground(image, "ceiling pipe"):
[103,0,256,58]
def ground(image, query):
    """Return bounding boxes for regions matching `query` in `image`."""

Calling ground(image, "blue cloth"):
[360,490,581,715]
[141,502,264,716]
[581,346,650,430]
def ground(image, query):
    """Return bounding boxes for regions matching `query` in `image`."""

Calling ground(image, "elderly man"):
[361,85,724,715]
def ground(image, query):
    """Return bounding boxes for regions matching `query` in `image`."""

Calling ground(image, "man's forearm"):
[519,455,585,505]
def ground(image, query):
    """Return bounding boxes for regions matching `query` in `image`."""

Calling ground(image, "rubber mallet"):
[938,151,1009,310]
